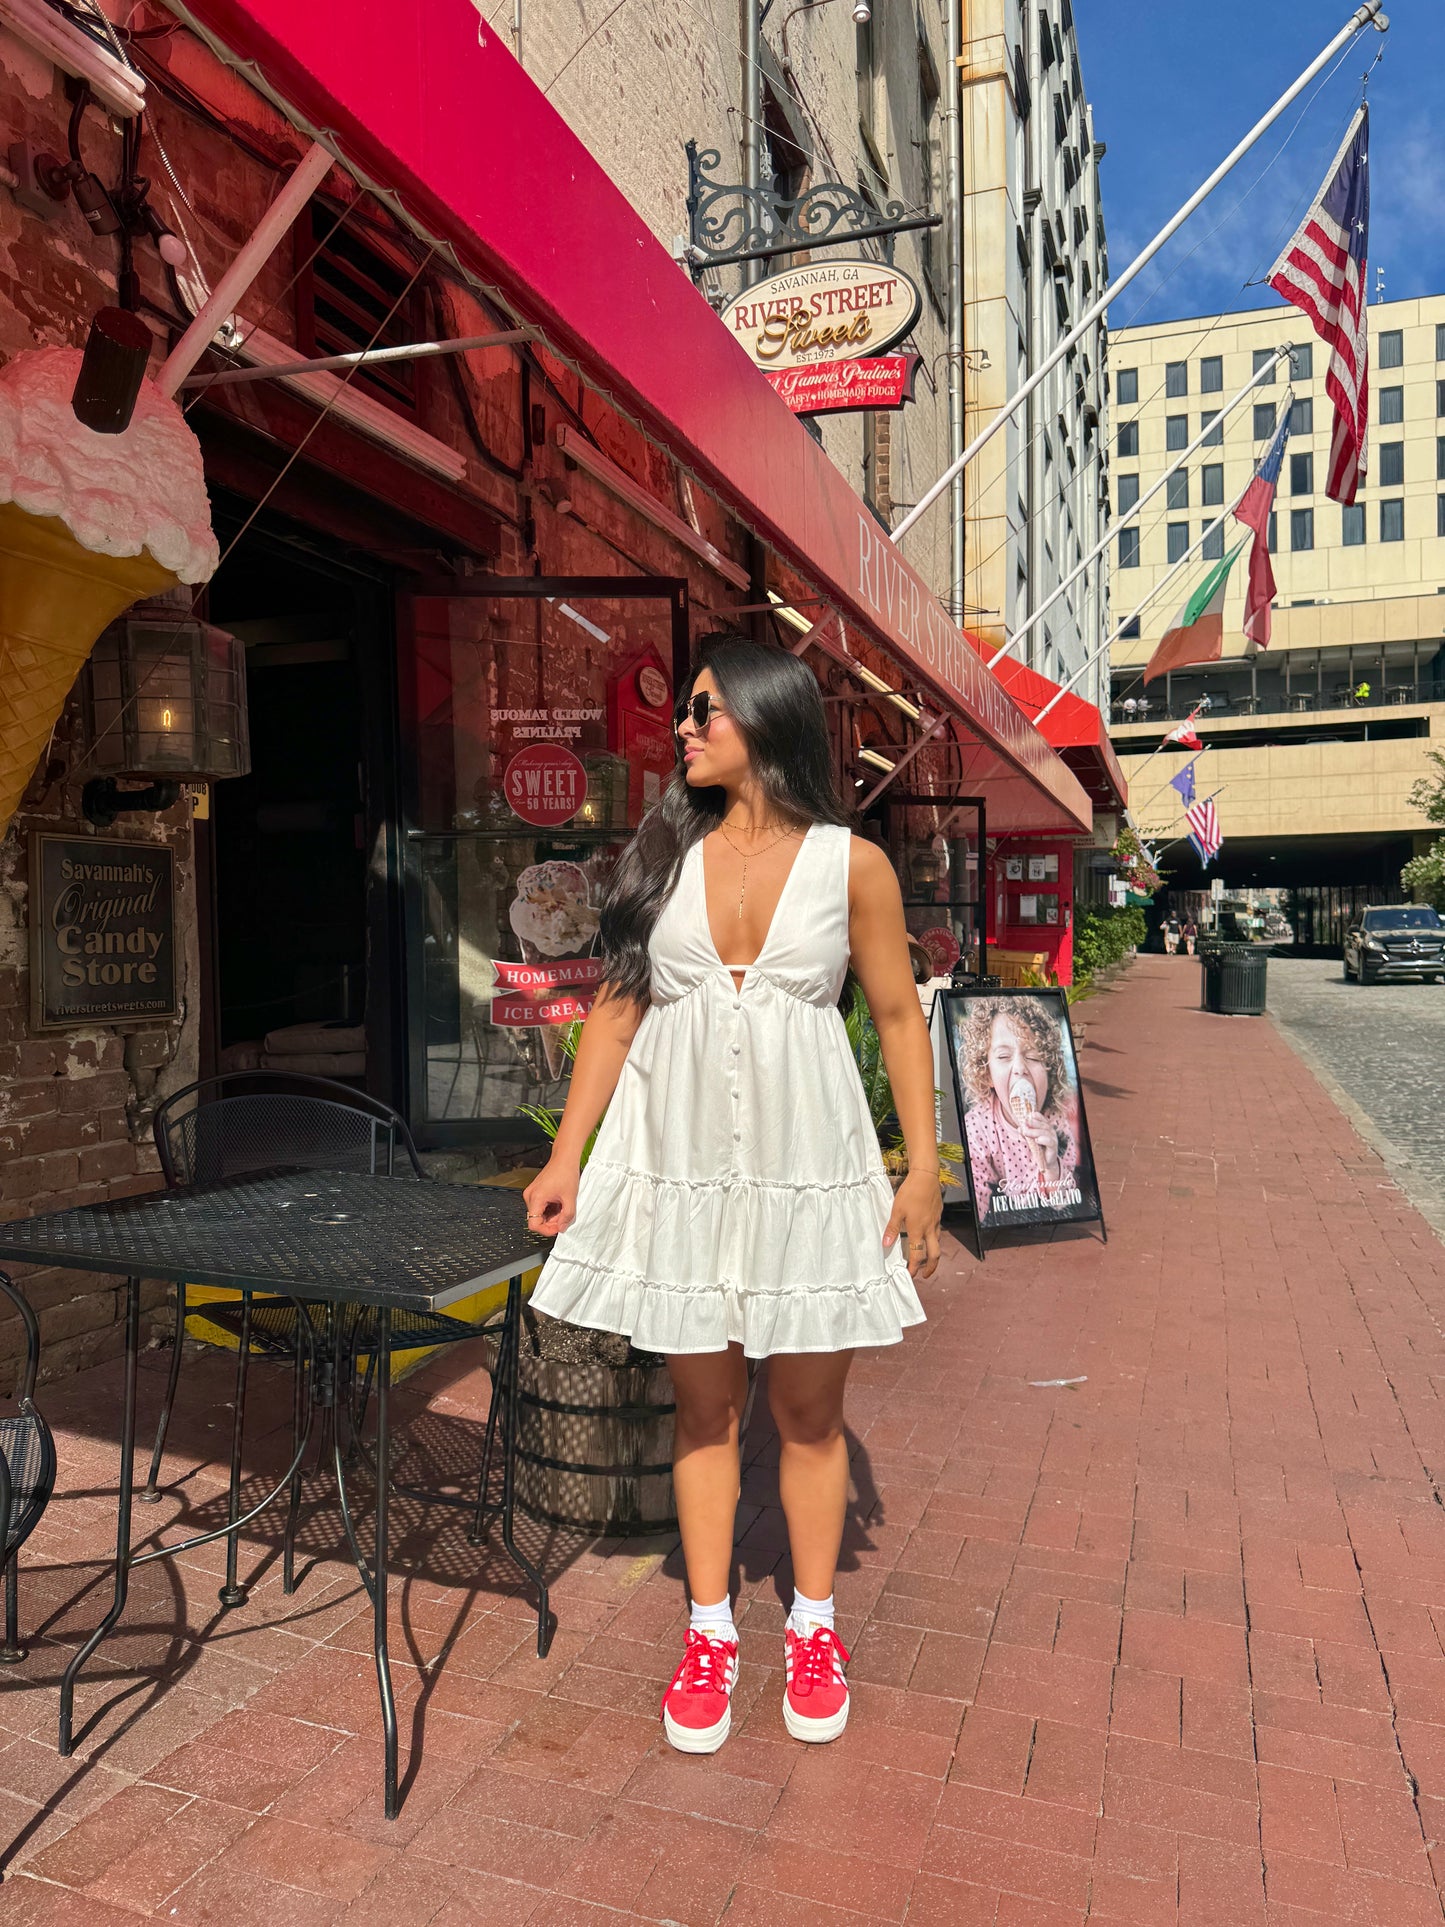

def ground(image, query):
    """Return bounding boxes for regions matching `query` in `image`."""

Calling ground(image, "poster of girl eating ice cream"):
[945,989,1103,1236]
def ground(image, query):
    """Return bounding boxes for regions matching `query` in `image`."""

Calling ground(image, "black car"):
[1343,906,1445,983]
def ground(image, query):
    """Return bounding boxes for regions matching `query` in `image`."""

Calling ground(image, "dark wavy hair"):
[599,634,852,1008]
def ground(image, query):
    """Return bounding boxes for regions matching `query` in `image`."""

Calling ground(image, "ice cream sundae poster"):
[495,860,603,1073]
[943,987,1102,1234]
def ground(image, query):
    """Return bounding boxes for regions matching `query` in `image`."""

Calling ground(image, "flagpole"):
[987,350,1293,671]
[1151,786,1227,863]
[1136,751,1210,820]
[891,0,1388,545]
[1034,483,1255,730]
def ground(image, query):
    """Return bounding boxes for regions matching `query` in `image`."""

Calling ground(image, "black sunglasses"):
[673,690,726,734]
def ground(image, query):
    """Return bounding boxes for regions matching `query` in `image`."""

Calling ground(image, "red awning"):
[986,653,1129,814]
[173,0,1091,833]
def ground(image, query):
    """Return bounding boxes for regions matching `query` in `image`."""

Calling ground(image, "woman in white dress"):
[525,637,942,1754]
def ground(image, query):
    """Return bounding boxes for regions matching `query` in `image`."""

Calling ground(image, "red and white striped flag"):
[1266,105,1369,505]
[1186,796,1223,866]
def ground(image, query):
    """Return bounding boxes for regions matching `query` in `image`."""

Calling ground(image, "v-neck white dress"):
[530,823,927,1357]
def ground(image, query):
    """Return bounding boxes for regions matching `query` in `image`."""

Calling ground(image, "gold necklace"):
[717,821,799,919]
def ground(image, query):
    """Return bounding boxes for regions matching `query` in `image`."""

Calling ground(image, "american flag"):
[1186,796,1223,867]
[1267,105,1369,504]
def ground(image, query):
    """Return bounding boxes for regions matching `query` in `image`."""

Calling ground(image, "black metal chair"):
[0,1273,57,1663]
[143,1073,511,1589]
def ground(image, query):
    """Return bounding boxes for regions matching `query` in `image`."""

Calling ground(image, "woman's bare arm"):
[524,984,645,1235]
[846,836,942,1278]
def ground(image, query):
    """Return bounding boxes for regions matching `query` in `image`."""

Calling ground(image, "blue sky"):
[1078,0,1445,326]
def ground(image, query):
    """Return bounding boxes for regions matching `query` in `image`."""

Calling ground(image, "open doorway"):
[202,501,397,1094]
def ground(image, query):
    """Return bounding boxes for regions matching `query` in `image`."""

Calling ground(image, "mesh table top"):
[0,1171,544,1313]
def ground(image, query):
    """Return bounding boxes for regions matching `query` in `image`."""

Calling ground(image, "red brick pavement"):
[3,956,1445,1923]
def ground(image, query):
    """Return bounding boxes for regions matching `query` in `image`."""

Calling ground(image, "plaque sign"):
[29,834,179,1030]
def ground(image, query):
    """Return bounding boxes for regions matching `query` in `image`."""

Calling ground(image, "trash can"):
[1201,942,1268,1015]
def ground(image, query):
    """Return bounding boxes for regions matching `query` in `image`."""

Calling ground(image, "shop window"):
[1200,355,1223,394]
[405,585,686,1137]
[295,202,423,417]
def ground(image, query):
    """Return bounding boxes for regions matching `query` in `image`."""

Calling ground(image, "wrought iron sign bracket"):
[684,142,940,283]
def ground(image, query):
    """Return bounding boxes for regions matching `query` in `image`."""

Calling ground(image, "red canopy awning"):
[173,0,1091,833]
[985,653,1128,814]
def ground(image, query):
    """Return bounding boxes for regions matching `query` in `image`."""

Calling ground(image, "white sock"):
[689,1595,736,1644]
[788,1589,835,1636]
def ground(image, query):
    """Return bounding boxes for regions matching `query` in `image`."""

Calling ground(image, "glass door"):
[882,793,986,980]
[400,577,689,1145]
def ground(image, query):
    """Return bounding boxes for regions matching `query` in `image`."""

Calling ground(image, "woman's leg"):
[668,1345,749,1607]
[768,1350,854,1599]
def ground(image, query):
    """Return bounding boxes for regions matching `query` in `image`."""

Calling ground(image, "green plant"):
[844,982,964,1187]
[1110,825,1162,897]
[1401,748,1445,911]
[517,1022,602,1167]
[1071,903,1146,990]
[1019,960,1094,1006]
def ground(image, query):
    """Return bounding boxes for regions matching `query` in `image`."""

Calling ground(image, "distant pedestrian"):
[1163,918,1180,956]
[1182,917,1198,956]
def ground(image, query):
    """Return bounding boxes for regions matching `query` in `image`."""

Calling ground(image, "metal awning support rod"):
[178,329,532,388]
[157,140,335,398]
[1033,482,1252,726]
[856,717,949,811]
[988,351,1292,671]
[891,0,1388,542]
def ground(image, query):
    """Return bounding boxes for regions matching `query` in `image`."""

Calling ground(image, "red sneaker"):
[783,1624,850,1742]
[661,1629,739,1754]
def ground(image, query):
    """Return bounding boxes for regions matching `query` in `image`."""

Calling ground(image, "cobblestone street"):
[4,956,1445,1923]
[1268,957,1445,1239]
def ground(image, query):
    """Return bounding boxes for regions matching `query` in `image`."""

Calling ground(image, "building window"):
[1166,415,1188,452]
[1438,379,1445,417]
[1254,403,1276,440]
[1437,322,1445,361]
[1118,526,1140,568]
[1166,523,1189,563]
[1379,441,1404,487]
[1380,498,1405,542]
[1252,348,1277,384]
[1167,471,1189,509]
[1288,343,1313,380]
[1438,436,1445,482]
[1380,386,1404,425]
[1290,507,1314,552]
[1202,521,1224,561]
[1118,421,1139,458]
[1201,410,1223,447]
[1290,451,1313,496]
[1117,367,1138,405]
[1165,360,1188,398]
[1117,473,1140,512]
[1201,463,1224,506]
[1439,495,1445,539]
[1267,511,1277,552]
[1378,328,1404,369]
[1200,355,1223,394]
[1289,396,1314,436]
[1342,503,1365,546]
[1119,616,1141,640]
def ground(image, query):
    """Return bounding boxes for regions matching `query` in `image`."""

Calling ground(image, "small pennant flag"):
[1143,541,1249,685]
[1169,760,1198,806]
[1164,713,1203,752]
[1186,796,1223,866]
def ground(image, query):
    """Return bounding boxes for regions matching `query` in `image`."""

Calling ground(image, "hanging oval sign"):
[720,259,923,375]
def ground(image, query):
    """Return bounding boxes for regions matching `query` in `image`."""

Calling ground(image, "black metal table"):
[0,1169,545,1818]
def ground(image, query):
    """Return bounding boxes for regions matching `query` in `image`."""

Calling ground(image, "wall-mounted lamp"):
[80,590,250,826]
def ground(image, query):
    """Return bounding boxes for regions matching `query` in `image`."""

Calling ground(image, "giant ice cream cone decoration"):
[0,345,218,839]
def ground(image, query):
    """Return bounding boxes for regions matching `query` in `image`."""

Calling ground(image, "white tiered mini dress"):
[530,822,927,1358]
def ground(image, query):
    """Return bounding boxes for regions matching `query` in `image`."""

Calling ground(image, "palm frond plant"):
[517,1022,602,1166]
[844,982,964,1188]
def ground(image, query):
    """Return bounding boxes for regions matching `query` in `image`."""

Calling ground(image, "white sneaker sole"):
[663,1703,732,1753]
[783,1695,850,1743]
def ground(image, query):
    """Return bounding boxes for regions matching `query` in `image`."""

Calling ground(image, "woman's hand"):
[524,1157,580,1239]
[1019,1111,1062,1182]
[884,1169,943,1280]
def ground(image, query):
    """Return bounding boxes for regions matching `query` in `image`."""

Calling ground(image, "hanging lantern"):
[80,588,248,822]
